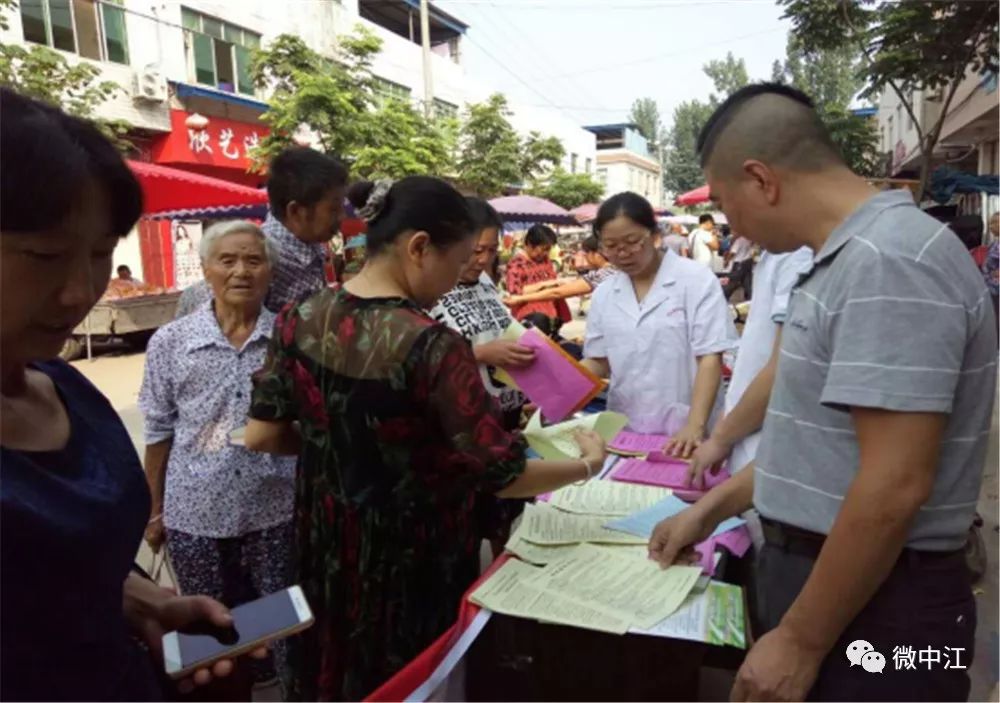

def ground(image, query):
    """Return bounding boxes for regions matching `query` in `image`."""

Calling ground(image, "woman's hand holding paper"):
[475,339,536,368]
[572,429,608,466]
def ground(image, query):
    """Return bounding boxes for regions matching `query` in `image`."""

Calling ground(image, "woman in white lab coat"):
[583,192,737,456]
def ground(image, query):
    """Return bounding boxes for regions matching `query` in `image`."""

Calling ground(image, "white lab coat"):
[584,251,738,434]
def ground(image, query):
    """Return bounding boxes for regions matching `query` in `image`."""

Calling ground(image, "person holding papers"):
[582,192,737,456]
[245,176,608,701]
[431,198,530,430]
[649,84,993,702]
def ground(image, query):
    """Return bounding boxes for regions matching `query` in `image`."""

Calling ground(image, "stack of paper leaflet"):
[468,481,739,644]
[469,479,749,646]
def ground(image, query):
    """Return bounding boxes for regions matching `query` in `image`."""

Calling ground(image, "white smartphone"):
[162,585,313,679]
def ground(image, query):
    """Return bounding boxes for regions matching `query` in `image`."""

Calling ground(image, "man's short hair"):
[117,265,130,274]
[697,82,845,175]
[698,214,715,225]
[267,147,348,219]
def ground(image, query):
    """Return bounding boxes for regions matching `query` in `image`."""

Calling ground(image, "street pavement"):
[73,349,999,701]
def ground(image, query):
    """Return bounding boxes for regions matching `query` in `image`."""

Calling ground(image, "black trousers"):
[724,259,753,299]
[749,522,975,702]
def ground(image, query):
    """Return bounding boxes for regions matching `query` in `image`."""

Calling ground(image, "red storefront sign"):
[151,110,269,186]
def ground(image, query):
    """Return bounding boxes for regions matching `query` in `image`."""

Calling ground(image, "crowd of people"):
[2,79,997,703]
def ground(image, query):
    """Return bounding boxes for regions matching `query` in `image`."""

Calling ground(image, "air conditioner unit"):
[133,67,167,103]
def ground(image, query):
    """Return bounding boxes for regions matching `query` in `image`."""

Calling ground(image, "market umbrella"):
[128,160,270,215]
[570,203,600,223]
[674,184,710,207]
[489,195,576,226]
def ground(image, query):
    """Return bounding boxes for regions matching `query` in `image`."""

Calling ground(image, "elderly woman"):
[139,220,296,689]
[1,90,257,700]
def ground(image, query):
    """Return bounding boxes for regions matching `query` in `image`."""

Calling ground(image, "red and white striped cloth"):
[364,556,511,702]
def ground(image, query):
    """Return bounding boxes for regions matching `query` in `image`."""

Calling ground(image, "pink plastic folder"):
[609,457,731,492]
[607,431,669,456]
[504,328,605,423]
[695,525,752,575]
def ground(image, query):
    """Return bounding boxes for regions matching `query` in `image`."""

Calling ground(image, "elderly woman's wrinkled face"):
[203,232,271,309]
[1,182,116,364]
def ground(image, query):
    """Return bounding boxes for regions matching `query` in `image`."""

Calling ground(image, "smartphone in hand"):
[163,585,313,679]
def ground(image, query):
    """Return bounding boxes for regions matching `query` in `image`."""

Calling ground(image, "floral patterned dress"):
[250,288,527,701]
[505,252,572,323]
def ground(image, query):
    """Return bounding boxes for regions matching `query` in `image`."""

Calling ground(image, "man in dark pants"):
[648,83,996,702]
[723,234,754,300]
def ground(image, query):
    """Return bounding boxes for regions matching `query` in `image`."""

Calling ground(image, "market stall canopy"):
[146,203,269,221]
[674,184,710,207]
[929,166,999,204]
[664,214,698,225]
[128,160,270,215]
[571,203,600,223]
[489,195,576,226]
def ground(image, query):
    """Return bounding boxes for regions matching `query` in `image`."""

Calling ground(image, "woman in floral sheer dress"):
[245,176,606,701]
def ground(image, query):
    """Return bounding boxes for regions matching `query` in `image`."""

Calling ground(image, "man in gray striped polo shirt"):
[649,83,996,702]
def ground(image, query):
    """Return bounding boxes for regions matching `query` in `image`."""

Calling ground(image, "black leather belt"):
[759,516,965,568]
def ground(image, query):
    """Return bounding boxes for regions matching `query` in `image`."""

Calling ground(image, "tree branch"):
[838,0,927,146]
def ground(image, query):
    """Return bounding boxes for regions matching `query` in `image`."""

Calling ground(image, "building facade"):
[585,123,663,208]
[3,0,598,273]
[877,72,999,180]
[3,0,594,182]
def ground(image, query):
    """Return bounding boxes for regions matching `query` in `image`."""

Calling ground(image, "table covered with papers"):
[459,445,753,701]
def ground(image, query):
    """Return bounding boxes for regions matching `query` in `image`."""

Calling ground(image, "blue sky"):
[435,0,792,129]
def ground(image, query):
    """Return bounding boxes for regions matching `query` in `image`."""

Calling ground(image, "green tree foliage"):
[532,169,605,209]
[456,94,523,196]
[662,54,748,194]
[0,1,129,149]
[455,94,566,197]
[353,99,454,179]
[662,99,713,193]
[776,34,880,175]
[778,0,999,194]
[251,29,455,178]
[520,131,565,186]
[628,97,664,146]
[703,52,750,105]
[250,30,381,168]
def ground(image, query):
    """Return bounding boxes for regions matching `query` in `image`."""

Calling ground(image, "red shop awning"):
[128,160,269,215]
[674,184,710,206]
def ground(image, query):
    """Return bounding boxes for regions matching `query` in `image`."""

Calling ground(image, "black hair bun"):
[347,180,376,210]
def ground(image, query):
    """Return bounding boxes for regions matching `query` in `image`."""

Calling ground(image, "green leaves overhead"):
[531,169,605,210]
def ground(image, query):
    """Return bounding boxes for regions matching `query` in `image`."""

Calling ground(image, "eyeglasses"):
[600,233,650,256]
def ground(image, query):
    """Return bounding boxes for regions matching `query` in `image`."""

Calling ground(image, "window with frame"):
[596,168,607,185]
[570,153,578,173]
[373,77,412,105]
[433,98,458,119]
[182,7,260,96]
[585,157,592,173]
[21,0,128,64]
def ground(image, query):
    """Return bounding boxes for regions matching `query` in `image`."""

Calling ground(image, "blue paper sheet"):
[604,494,746,539]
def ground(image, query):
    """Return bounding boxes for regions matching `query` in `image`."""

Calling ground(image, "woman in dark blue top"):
[0,89,259,700]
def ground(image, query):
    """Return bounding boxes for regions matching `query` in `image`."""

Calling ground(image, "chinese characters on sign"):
[188,127,260,161]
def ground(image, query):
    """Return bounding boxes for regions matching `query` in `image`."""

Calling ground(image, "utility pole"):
[420,0,434,119]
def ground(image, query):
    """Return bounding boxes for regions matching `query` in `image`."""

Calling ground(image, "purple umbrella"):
[489,195,576,226]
